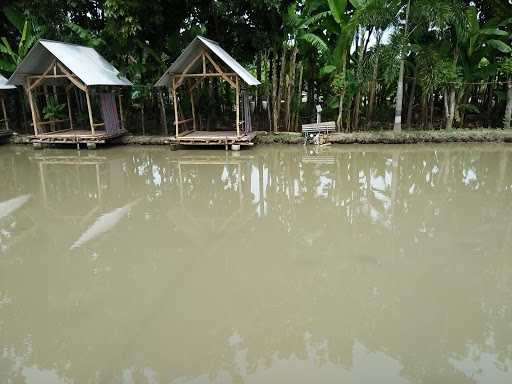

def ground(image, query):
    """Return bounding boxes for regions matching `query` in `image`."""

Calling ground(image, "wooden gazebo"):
[0,74,16,142]
[155,36,260,148]
[9,39,132,148]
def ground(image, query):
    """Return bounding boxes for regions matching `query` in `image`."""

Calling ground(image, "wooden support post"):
[203,52,207,75]
[26,78,39,135]
[190,90,196,130]
[172,78,179,139]
[85,87,95,135]
[118,94,125,131]
[236,76,240,138]
[66,89,73,130]
[1,97,8,131]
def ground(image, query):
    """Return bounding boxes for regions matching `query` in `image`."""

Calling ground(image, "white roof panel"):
[9,39,132,87]
[155,36,260,87]
[0,74,16,90]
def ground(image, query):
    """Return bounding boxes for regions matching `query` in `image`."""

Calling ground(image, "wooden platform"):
[31,129,126,145]
[170,131,257,147]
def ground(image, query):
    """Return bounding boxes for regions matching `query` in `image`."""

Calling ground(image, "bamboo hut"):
[8,39,132,147]
[155,36,260,148]
[0,74,16,141]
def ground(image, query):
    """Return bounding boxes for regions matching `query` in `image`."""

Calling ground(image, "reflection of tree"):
[0,145,511,383]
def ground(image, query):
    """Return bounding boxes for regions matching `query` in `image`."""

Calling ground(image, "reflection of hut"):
[155,37,260,148]
[8,39,132,147]
[0,74,16,141]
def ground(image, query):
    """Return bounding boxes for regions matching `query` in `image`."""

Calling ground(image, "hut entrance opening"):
[25,60,125,138]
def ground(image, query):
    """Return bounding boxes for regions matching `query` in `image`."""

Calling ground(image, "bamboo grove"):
[1,0,512,134]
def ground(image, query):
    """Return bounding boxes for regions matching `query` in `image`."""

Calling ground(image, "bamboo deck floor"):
[170,131,257,146]
[32,129,126,145]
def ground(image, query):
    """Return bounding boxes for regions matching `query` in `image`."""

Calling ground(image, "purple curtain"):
[100,93,120,134]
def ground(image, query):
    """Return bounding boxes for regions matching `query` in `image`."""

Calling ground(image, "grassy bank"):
[255,130,512,145]
[7,129,512,146]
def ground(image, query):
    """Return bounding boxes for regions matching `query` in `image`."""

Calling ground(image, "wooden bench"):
[302,121,336,144]
[302,121,336,135]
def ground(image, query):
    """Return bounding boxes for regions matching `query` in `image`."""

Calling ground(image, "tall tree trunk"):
[271,48,279,133]
[486,76,496,128]
[429,93,435,130]
[504,77,512,130]
[285,46,298,132]
[255,52,262,111]
[336,58,346,132]
[275,44,288,132]
[459,88,469,129]
[394,59,406,133]
[158,90,168,135]
[353,28,367,132]
[292,62,304,132]
[445,88,456,130]
[367,55,379,129]
[346,96,353,132]
[406,66,417,129]
[337,94,344,132]
[393,0,410,133]
[352,90,361,131]
[420,93,427,129]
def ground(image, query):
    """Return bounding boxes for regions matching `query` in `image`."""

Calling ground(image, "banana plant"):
[0,6,40,72]
[42,97,66,121]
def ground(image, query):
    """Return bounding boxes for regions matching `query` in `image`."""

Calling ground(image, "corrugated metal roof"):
[9,39,132,87]
[155,36,260,87]
[0,74,16,90]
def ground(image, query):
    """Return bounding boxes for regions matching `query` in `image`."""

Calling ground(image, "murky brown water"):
[1,144,511,384]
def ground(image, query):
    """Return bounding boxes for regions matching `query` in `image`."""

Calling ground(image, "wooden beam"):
[173,118,193,125]
[37,118,69,126]
[85,88,95,135]
[236,76,240,137]
[190,90,196,130]
[66,88,74,130]
[203,51,236,88]
[29,59,56,91]
[176,51,205,88]
[203,52,206,75]
[56,62,87,92]
[28,74,76,80]
[26,78,39,135]
[1,97,8,131]
[174,73,238,78]
[172,77,179,139]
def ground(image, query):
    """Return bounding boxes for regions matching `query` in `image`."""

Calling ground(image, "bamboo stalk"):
[26,78,39,135]
[190,91,196,130]
[85,88,95,135]
[1,97,8,131]
[172,78,179,139]
[66,88,73,130]
[236,76,240,137]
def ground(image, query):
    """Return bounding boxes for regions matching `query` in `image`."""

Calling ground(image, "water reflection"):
[0,144,511,383]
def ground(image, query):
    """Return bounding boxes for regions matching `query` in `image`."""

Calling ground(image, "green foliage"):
[42,97,66,120]
[0,0,510,130]
[0,6,40,72]
[66,23,104,48]
[500,58,512,76]
[331,73,346,96]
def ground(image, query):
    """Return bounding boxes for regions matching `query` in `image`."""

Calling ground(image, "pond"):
[1,144,511,384]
